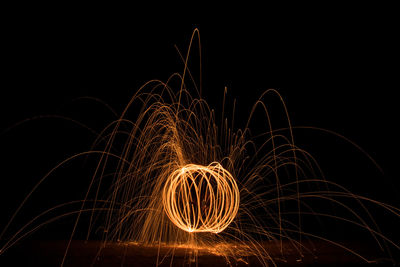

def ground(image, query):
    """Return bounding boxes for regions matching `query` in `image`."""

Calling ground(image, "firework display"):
[1,29,399,266]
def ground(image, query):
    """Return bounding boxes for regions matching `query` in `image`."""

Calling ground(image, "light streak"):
[162,163,239,233]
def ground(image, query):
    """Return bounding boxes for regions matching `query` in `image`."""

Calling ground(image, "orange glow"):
[162,163,239,233]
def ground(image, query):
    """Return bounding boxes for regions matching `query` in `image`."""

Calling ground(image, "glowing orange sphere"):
[162,162,240,233]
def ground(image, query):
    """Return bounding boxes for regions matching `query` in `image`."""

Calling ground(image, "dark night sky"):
[1,11,399,242]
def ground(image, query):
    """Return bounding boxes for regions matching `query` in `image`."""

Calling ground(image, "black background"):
[1,10,399,243]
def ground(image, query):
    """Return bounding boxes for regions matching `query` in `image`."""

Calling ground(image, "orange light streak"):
[163,162,239,233]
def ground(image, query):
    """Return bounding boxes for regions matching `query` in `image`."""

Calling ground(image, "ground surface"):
[0,240,397,266]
